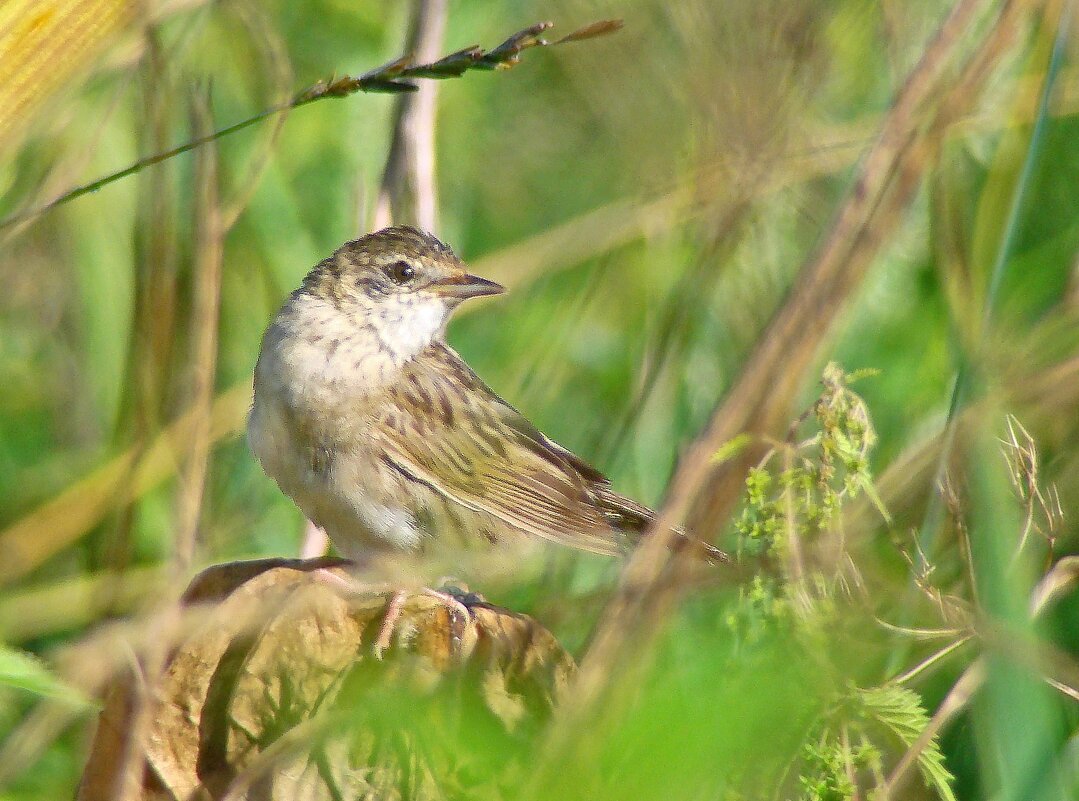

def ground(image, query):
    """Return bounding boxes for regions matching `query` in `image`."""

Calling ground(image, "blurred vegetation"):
[2,0,1079,799]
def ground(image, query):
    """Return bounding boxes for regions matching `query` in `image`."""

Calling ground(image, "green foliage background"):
[1,0,1078,798]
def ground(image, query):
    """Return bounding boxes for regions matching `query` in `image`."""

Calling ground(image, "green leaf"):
[712,433,754,464]
[0,644,95,710]
[859,685,956,801]
[854,473,892,524]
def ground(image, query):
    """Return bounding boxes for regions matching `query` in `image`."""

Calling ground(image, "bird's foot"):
[372,589,407,659]
[372,586,482,661]
[433,576,487,607]
[302,568,483,661]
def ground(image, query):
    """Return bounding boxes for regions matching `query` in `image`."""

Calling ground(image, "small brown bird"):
[248,226,725,570]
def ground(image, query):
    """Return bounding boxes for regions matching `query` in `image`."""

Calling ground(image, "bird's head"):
[301,226,504,363]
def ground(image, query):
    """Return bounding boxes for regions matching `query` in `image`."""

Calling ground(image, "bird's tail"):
[594,486,731,565]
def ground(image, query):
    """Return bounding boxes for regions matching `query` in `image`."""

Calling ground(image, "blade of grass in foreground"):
[912,0,1071,572]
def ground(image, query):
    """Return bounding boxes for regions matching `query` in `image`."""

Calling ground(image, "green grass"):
[1,0,1078,798]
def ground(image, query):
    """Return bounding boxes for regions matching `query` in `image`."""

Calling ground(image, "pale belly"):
[247,394,425,559]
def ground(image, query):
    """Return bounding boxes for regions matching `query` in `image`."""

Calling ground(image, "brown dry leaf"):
[77,559,574,801]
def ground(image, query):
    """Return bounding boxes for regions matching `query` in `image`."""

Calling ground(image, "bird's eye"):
[386,261,416,285]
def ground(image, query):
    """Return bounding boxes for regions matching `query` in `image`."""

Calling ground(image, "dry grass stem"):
[0,383,251,585]
[0,567,164,642]
[891,636,974,685]
[217,0,294,233]
[0,18,622,232]
[563,0,1019,744]
[372,0,447,231]
[689,0,1032,535]
[173,91,224,572]
[1030,555,1079,615]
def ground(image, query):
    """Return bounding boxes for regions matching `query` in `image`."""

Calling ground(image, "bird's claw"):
[372,586,477,661]
[434,577,487,608]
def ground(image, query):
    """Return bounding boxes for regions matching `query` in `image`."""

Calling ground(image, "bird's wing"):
[372,343,631,555]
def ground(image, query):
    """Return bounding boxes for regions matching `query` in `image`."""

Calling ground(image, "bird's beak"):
[430,273,506,300]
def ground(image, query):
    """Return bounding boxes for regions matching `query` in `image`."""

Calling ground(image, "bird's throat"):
[265,290,447,408]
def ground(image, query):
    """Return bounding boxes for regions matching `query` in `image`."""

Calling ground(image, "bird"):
[248,225,727,577]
